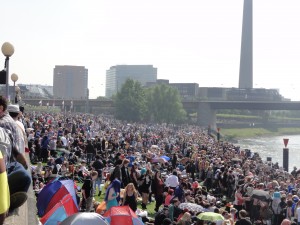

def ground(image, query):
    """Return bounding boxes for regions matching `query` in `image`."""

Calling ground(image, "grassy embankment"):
[220,127,300,140]
[217,113,300,140]
[94,190,156,217]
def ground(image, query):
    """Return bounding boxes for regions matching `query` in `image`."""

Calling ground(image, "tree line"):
[113,79,187,124]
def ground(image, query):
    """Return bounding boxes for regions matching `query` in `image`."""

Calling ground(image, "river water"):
[237,134,300,172]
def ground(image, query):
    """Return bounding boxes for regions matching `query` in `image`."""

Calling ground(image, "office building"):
[53,65,88,99]
[105,65,157,97]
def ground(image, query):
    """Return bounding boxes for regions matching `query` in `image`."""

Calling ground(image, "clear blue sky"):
[1,0,300,99]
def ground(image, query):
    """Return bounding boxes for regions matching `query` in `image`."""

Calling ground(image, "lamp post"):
[15,86,20,104]
[11,73,18,103]
[1,42,15,99]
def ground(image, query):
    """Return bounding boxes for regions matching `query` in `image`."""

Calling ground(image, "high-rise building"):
[105,65,157,97]
[53,65,88,99]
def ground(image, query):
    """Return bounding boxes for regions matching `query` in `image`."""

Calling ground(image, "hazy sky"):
[1,0,300,99]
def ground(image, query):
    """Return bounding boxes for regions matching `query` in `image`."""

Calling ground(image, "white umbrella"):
[61,213,109,225]
[179,203,204,213]
[151,145,159,149]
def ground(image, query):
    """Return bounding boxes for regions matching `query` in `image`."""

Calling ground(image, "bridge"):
[187,100,300,128]
[22,98,300,128]
[23,99,114,114]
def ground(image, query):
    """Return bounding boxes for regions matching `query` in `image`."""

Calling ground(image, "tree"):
[146,84,186,124]
[114,79,147,122]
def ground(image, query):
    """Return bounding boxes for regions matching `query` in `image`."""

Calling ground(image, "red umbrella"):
[103,205,144,225]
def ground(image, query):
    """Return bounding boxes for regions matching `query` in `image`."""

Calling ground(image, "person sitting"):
[169,198,182,222]
[173,182,186,203]
[122,183,138,212]
[0,99,31,211]
[235,210,252,225]
[154,206,170,225]
[165,189,174,206]
[177,212,192,225]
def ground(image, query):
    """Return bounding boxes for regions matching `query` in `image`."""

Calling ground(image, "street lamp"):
[11,73,18,86]
[15,86,20,104]
[11,73,18,103]
[1,42,15,99]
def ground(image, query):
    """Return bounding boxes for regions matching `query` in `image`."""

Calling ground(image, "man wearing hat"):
[7,104,26,155]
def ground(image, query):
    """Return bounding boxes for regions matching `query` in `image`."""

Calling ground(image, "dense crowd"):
[1,95,300,225]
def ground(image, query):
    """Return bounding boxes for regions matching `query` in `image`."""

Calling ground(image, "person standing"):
[40,134,50,163]
[81,171,98,212]
[105,179,121,210]
[92,155,104,196]
[234,185,245,217]
[7,105,26,155]
[130,163,139,189]
[121,159,131,188]
[85,140,95,164]
[172,154,177,169]
[165,171,179,191]
[138,168,152,209]
[152,171,165,212]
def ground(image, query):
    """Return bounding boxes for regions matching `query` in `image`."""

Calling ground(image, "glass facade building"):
[105,65,157,98]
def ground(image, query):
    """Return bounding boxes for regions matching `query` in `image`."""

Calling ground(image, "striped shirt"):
[0,112,23,159]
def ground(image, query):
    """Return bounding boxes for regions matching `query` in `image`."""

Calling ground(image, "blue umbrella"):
[160,155,170,161]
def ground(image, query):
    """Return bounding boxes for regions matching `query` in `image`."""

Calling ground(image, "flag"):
[62,101,64,109]
[39,100,42,106]
[70,100,73,109]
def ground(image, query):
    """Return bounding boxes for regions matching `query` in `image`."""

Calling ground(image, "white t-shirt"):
[60,136,68,146]
[165,175,179,188]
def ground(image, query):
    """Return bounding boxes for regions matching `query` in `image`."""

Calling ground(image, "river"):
[237,134,300,172]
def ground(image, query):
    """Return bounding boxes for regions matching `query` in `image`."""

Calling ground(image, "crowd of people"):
[1,95,300,225]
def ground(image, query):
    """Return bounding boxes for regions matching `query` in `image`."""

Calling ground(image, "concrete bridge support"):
[197,102,217,129]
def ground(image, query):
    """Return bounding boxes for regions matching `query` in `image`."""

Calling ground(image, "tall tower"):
[239,0,253,89]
